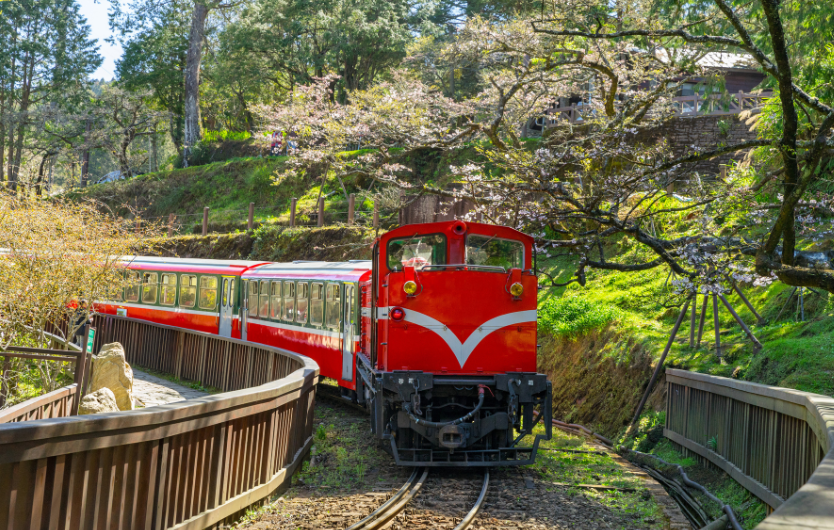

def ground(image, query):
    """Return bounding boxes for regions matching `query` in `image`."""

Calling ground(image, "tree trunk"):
[35,154,48,196]
[183,1,209,166]
[80,119,91,186]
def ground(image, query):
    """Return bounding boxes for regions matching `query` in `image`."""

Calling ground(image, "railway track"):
[346,468,490,530]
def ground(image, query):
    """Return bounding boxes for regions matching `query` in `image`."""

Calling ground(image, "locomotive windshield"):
[465,234,524,270]
[387,233,446,271]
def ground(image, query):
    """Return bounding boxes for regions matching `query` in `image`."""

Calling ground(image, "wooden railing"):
[540,91,770,126]
[0,330,87,423]
[665,368,834,528]
[0,313,319,530]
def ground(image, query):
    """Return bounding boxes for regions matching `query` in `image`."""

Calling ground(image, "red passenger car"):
[97,221,551,466]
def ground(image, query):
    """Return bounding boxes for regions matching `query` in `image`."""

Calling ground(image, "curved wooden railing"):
[0,314,319,530]
[0,331,84,424]
[665,368,834,528]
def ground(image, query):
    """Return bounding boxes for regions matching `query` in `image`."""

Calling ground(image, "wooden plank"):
[29,458,48,530]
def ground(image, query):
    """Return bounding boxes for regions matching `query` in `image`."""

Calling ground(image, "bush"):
[539,296,620,337]
[203,130,252,142]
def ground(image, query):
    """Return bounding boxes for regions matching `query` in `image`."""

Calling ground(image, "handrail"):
[0,313,320,530]
[664,368,834,529]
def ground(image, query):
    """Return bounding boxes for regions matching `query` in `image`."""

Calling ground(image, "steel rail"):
[454,470,490,530]
[346,468,429,530]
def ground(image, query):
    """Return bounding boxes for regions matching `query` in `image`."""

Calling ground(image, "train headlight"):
[403,281,418,295]
[391,308,405,321]
[510,282,524,297]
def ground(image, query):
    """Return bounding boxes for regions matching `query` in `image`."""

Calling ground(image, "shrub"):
[203,130,252,142]
[539,296,621,337]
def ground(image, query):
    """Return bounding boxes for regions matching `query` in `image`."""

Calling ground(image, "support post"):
[348,194,355,226]
[373,201,379,229]
[135,217,140,234]
[713,293,721,357]
[248,202,254,231]
[718,293,763,351]
[317,197,324,227]
[628,295,693,433]
[775,287,798,322]
[696,294,708,347]
[732,283,763,325]
[202,207,209,236]
[690,295,697,348]
[290,198,297,227]
[0,358,10,408]
[74,335,89,415]
[167,213,175,238]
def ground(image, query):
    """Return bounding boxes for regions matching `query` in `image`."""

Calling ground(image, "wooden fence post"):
[373,200,379,229]
[290,198,297,227]
[348,194,355,225]
[317,197,324,227]
[202,207,209,236]
[135,217,141,234]
[248,202,255,230]
[0,358,10,408]
[167,213,175,237]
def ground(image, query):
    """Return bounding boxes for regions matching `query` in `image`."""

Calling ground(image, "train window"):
[296,282,309,323]
[125,271,140,302]
[248,280,259,317]
[226,278,235,309]
[270,281,281,319]
[283,281,295,322]
[387,234,446,271]
[259,280,270,318]
[310,282,324,326]
[142,272,158,304]
[325,283,340,329]
[160,274,177,306]
[465,235,524,271]
[180,275,197,307]
[199,276,218,310]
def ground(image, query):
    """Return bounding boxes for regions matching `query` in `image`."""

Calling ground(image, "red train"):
[98,221,552,466]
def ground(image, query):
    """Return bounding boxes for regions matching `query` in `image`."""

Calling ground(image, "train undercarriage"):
[354,355,552,466]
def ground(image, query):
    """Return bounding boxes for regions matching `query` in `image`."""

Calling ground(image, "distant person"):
[287,130,298,153]
[270,131,283,156]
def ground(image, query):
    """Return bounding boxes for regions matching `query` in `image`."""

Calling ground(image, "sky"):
[77,0,123,80]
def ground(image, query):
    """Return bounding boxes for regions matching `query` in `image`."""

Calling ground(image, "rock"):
[89,342,134,411]
[78,388,120,415]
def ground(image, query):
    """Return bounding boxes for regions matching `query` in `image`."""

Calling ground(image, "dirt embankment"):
[538,326,665,438]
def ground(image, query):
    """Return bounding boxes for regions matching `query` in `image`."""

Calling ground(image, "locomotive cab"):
[358,221,552,466]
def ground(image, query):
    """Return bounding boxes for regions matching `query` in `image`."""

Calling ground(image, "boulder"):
[78,388,119,415]
[89,342,134,411]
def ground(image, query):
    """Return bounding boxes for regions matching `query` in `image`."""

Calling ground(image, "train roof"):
[121,256,270,275]
[242,260,373,281]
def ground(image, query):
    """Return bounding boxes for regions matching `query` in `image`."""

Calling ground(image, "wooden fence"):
[540,91,770,126]
[0,331,86,424]
[0,314,319,530]
[665,368,834,528]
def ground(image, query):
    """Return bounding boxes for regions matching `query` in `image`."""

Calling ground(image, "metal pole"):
[696,294,708,347]
[373,201,379,229]
[248,202,254,231]
[718,293,762,351]
[732,283,763,325]
[167,213,174,238]
[800,287,805,321]
[202,207,209,236]
[713,294,721,357]
[348,194,355,226]
[290,198,297,227]
[317,197,324,227]
[628,295,692,433]
[74,334,89,415]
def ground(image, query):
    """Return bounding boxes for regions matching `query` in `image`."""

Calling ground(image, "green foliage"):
[203,130,252,142]
[539,295,621,338]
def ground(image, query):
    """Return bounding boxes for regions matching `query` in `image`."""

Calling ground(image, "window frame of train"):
[179,274,198,308]
[125,270,141,302]
[160,273,178,306]
[198,275,219,311]
[325,282,341,330]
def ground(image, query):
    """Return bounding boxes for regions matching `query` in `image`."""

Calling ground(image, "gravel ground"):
[233,391,674,530]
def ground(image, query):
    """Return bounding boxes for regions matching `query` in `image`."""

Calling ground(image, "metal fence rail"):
[665,368,834,528]
[0,314,319,530]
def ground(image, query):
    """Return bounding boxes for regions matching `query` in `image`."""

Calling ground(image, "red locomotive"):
[98,221,552,466]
